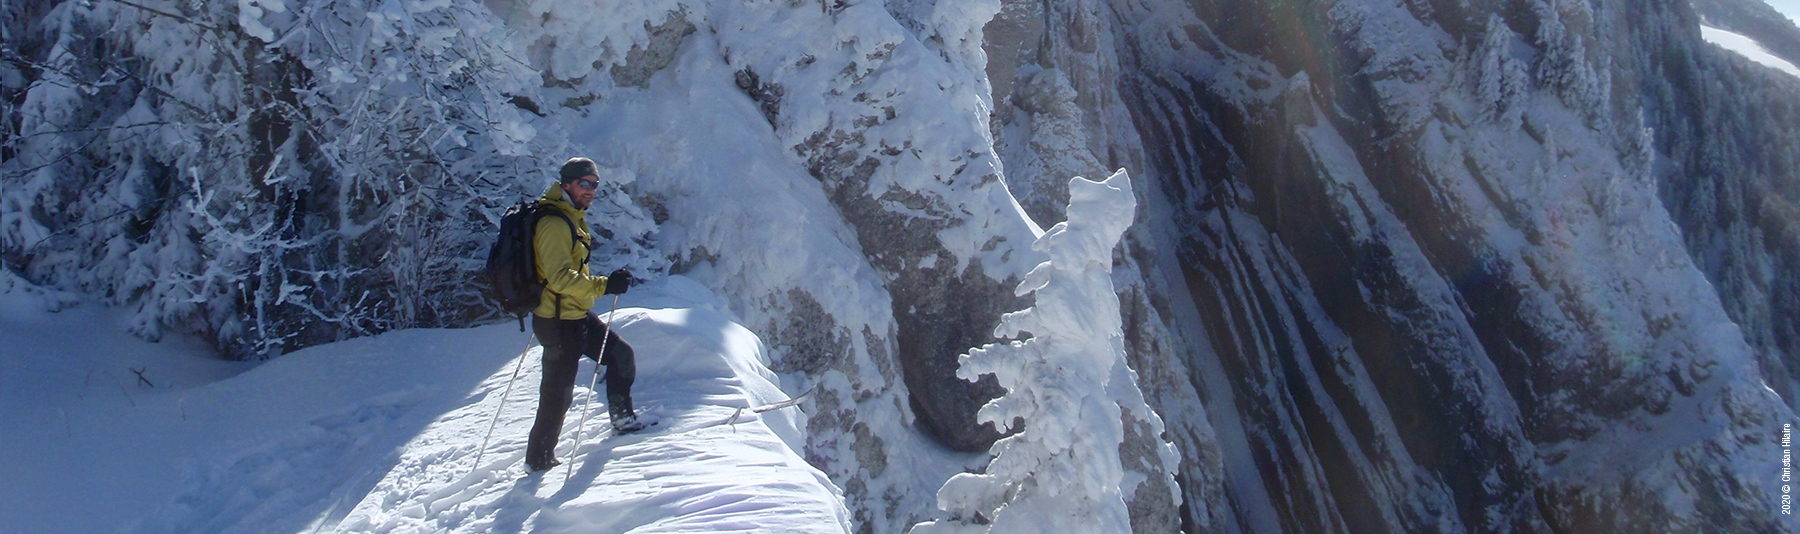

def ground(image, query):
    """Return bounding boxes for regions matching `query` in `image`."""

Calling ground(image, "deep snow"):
[1701,24,1800,78]
[0,274,852,534]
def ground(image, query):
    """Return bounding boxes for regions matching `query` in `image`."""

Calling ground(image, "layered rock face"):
[985,0,1799,532]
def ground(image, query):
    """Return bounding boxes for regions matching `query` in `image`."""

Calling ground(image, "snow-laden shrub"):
[0,0,659,358]
[913,170,1180,534]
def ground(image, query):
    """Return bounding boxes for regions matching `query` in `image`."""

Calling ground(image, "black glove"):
[604,269,633,295]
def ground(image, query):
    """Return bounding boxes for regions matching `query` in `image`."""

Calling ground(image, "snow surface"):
[0,275,851,534]
[1701,24,1800,78]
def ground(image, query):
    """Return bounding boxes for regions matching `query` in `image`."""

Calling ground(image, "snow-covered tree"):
[1475,16,1530,129]
[913,169,1180,534]
[0,0,661,358]
[1532,0,1611,121]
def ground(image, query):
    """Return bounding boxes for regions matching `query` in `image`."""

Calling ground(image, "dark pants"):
[526,312,634,468]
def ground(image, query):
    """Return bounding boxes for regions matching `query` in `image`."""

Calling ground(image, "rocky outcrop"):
[601,3,1049,531]
[789,122,1028,452]
[609,11,696,88]
[708,1,1044,456]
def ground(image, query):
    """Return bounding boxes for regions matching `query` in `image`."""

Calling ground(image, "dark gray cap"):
[559,157,599,183]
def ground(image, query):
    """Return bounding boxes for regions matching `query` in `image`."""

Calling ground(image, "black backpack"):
[483,200,577,329]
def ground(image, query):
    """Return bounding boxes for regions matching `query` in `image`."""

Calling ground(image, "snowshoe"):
[612,413,649,434]
[609,393,648,433]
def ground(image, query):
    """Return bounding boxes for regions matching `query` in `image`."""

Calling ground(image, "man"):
[526,157,642,472]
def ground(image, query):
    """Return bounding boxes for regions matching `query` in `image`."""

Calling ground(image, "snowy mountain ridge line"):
[0,275,855,533]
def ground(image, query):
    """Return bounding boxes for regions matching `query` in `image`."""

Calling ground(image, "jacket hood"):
[540,183,585,218]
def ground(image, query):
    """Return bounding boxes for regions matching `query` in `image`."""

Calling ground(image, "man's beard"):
[564,187,592,209]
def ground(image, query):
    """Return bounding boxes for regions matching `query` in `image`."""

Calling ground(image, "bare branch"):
[104,0,224,33]
[131,367,155,387]
[5,133,101,180]
[12,122,176,140]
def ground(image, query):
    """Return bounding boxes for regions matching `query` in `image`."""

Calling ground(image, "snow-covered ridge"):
[0,276,851,533]
[1701,24,1800,78]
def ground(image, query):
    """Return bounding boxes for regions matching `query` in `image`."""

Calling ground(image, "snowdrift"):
[0,275,851,534]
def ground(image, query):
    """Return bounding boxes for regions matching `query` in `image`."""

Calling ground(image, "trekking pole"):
[567,293,622,477]
[470,329,536,477]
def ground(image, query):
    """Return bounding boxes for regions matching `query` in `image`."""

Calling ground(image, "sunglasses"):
[571,177,599,191]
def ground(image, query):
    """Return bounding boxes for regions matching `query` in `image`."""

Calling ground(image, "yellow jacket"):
[532,184,611,319]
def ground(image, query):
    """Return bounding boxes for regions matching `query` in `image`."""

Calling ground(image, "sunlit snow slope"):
[1702,24,1800,77]
[0,274,850,534]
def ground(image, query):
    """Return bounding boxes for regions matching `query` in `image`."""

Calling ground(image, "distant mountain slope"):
[1701,24,1800,78]
[1693,0,1800,67]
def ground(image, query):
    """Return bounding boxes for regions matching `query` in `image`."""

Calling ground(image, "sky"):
[1769,0,1800,26]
